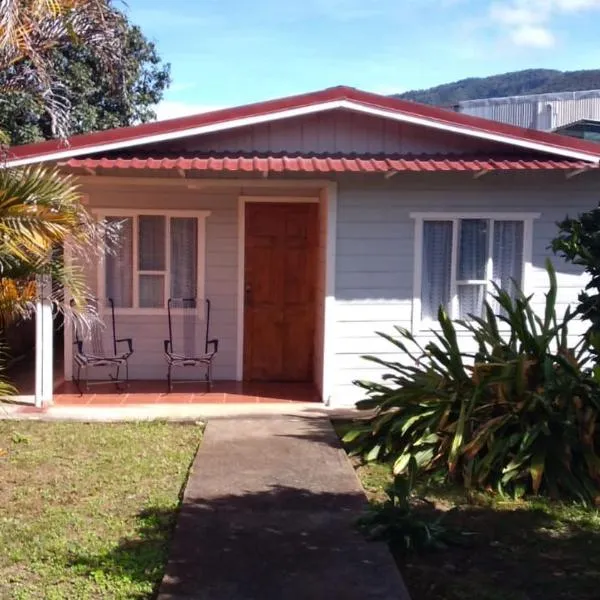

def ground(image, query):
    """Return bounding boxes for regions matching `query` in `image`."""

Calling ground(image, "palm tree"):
[1,0,124,138]
[0,1,125,395]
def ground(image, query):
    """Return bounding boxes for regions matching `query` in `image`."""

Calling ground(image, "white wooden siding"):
[160,110,513,156]
[332,172,599,406]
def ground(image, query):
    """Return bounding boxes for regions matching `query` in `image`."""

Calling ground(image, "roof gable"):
[6,86,600,166]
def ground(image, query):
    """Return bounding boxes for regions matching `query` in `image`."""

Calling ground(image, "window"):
[412,213,537,328]
[99,210,208,312]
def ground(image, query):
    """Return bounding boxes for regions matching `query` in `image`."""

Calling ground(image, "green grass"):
[334,420,600,600]
[0,421,202,600]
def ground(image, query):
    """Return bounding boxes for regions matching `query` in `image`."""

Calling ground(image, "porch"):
[52,380,321,405]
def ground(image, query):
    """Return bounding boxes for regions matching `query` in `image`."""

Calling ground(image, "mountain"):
[395,69,600,107]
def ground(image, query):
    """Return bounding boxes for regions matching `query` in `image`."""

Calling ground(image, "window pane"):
[422,221,452,320]
[170,218,198,299]
[138,216,166,271]
[105,217,133,308]
[458,284,486,319]
[493,221,524,299]
[458,219,488,281]
[139,274,164,308]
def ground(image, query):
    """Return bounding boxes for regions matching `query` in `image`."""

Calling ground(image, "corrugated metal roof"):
[7,86,600,166]
[60,154,596,174]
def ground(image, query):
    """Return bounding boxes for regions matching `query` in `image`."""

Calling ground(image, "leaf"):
[530,446,547,495]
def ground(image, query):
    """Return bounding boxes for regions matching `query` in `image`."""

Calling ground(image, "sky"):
[125,0,600,121]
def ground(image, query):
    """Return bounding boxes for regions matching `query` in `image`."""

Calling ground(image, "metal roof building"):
[457,89,600,132]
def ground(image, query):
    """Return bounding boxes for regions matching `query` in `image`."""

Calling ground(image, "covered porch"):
[26,166,339,407]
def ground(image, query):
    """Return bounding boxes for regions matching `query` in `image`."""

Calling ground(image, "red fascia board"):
[7,85,600,162]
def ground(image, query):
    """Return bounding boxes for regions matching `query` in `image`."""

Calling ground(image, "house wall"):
[70,180,326,385]
[156,110,517,156]
[75,183,239,380]
[331,171,599,407]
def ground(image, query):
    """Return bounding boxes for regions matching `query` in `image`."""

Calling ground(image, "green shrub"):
[358,461,451,554]
[553,208,600,361]
[347,261,600,505]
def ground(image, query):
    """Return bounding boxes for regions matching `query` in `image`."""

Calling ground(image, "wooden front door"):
[244,202,318,381]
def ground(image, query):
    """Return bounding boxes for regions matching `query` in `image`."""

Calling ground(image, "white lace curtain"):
[422,219,524,321]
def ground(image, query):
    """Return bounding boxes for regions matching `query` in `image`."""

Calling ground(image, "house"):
[7,86,600,407]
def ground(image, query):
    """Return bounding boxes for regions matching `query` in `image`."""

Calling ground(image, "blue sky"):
[125,0,600,120]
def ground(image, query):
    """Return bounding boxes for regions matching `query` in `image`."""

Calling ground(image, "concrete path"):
[157,416,409,600]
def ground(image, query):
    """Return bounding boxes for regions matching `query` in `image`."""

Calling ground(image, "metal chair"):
[164,298,219,391]
[73,298,133,393]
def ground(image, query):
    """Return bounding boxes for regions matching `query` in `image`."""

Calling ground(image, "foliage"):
[0,16,171,145]
[0,166,115,328]
[0,0,126,139]
[552,208,600,361]
[358,459,452,554]
[397,68,600,106]
[346,261,600,505]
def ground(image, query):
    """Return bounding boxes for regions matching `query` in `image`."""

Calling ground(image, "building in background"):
[456,90,600,138]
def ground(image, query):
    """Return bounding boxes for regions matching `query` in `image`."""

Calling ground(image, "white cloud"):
[154,100,224,121]
[510,24,555,48]
[489,0,600,47]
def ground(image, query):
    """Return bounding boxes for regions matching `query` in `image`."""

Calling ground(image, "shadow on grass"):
[68,506,179,599]
[397,499,600,600]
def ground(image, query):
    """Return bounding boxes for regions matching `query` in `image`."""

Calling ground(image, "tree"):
[0,1,129,394]
[0,16,171,144]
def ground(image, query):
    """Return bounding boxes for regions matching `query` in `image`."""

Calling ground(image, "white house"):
[7,86,600,407]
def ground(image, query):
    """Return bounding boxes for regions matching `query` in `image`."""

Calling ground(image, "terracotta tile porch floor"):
[53,381,322,405]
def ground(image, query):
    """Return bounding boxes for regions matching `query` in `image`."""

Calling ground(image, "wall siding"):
[331,172,598,406]
[159,110,515,156]
[76,184,239,380]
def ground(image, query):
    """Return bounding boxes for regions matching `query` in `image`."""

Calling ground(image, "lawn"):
[0,421,202,600]
[335,422,600,600]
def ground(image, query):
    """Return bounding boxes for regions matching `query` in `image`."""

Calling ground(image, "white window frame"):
[94,208,210,315]
[410,212,540,332]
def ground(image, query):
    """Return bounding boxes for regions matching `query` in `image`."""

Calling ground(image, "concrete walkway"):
[158,416,409,600]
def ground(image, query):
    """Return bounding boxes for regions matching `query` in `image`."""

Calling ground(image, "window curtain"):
[138,216,166,308]
[457,219,488,318]
[458,219,488,280]
[105,217,133,307]
[422,221,452,320]
[492,221,524,302]
[171,218,198,299]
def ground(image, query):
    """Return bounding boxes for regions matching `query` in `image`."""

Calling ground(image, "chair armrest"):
[115,338,133,354]
[207,338,219,353]
[164,340,172,353]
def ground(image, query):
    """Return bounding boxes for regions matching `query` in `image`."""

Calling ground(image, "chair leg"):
[114,364,121,392]
[75,363,83,396]
[206,361,212,390]
[167,363,172,393]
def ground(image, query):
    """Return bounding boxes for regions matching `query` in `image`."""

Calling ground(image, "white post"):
[34,275,53,406]
[63,241,73,381]
[322,182,338,406]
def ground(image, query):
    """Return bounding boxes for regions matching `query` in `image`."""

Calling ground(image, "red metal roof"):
[8,86,600,164]
[60,154,596,174]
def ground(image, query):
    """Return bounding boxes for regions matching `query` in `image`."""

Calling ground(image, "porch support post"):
[63,241,73,381]
[34,275,53,406]
[322,182,338,406]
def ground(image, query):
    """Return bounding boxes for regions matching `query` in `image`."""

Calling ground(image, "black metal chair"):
[164,298,219,391]
[73,298,134,393]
